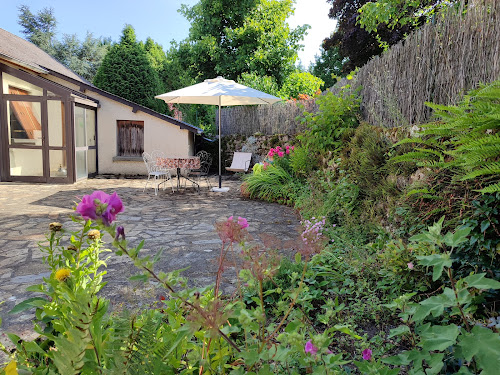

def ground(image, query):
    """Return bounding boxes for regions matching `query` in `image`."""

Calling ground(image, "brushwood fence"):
[220,0,499,134]
[219,99,318,136]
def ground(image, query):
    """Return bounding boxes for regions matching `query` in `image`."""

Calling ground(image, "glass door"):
[2,70,71,183]
[74,105,97,180]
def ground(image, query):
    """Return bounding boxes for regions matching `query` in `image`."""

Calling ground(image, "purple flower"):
[115,226,125,240]
[102,192,124,225]
[76,191,124,226]
[305,340,318,355]
[407,262,414,270]
[362,348,372,360]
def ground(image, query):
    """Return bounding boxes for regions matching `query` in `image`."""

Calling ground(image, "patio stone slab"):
[0,176,302,359]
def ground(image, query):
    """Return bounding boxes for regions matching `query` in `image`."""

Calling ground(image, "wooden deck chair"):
[226,152,252,173]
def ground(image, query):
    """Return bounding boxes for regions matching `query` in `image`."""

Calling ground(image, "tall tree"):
[324,0,414,73]
[17,5,110,82]
[169,0,308,86]
[309,46,345,89]
[94,25,167,113]
[53,33,111,81]
[18,5,57,55]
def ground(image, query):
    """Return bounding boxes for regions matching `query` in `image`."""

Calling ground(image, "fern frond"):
[461,162,500,180]
[478,182,500,193]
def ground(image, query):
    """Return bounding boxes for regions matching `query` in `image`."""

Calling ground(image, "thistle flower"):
[55,268,71,282]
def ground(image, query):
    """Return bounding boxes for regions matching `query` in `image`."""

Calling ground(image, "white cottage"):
[0,28,201,183]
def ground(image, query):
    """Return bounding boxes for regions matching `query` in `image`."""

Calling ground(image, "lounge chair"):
[226,152,252,173]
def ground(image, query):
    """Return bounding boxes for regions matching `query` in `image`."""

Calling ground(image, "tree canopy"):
[309,47,345,89]
[93,25,167,113]
[324,0,414,73]
[167,0,309,86]
[17,5,110,81]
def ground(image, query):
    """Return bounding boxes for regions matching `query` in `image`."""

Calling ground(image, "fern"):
[393,80,500,193]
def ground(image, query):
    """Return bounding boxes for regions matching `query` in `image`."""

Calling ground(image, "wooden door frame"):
[0,64,74,183]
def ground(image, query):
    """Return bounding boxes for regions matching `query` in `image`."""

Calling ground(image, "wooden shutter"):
[117,120,144,156]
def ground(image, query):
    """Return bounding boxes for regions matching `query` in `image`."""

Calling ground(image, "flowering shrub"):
[2,191,377,374]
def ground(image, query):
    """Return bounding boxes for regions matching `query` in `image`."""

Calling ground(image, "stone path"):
[0,176,302,357]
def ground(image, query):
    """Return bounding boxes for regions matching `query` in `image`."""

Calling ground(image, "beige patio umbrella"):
[155,76,281,192]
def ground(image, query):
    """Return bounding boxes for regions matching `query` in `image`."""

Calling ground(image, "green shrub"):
[392,80,500,193]
[297,89,360,164]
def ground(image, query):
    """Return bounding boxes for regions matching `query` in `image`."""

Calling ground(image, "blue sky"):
[0,0,337,67]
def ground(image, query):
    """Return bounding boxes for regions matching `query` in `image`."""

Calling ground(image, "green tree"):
[94,25,167,113]
[358,0,459,33]
[171,0,308,86]
[53,33,111,81]
[278,71,324,99]
[309,47,345,89]
[18,5,57,55]
[237,72,280,97]
[18,5,110,82]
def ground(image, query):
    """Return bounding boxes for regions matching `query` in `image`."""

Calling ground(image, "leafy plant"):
[298,88,360,162]
[392,80,500,193]
[384,217,500,374]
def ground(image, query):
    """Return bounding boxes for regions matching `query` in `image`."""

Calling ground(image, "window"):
[117,120,144,156]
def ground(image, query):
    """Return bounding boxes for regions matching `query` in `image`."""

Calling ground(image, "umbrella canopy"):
[155,76,281,191]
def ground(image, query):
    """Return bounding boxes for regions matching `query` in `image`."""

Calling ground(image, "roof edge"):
[46,69,203,135]
[0,52,49,74]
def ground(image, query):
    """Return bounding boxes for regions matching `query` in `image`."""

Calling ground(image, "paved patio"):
[0,176,302,355]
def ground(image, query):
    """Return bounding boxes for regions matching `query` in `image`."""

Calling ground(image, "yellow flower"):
[54,268,71,282]
[49,222,62,232]
[88,229,101,240]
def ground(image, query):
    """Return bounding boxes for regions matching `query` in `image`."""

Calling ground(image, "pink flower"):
[76,191,124,226]
[305,340,318,355]
[275,146,281,151]
[237,217,249,229]
[362,348,372,360]
[286,148,290,154]
[268,149,275,157]
[263,162,269,170]
[278,151,284,158]
[407,262,414,270]
[217,216,249,243]
[291,146,295,151]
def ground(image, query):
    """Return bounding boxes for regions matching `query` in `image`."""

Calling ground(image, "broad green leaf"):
[129,274,148,282]
[463,273,500,290]
[9,297,48,315]
[416,253,453,281]
[240,348,260,367]
[284,320,301,333]
[418,323,460,351]
[388,325,411,338]
[444,226,472,248]
[425,353,445,375]
[383,350,413,365]
[23,341,46,355]
[457,326,500,375]
[413,291,455,322]
[480,220,490,233]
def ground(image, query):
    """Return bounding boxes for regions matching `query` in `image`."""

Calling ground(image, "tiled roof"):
[0,28,202,134]
[0,28,90,84]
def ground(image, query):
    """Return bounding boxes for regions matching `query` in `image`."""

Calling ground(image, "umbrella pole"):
[218,100,222,189]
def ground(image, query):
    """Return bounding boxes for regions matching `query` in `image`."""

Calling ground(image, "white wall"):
[89,91,194,175]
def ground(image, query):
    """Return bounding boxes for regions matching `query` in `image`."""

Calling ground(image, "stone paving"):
[0,176,302,357]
